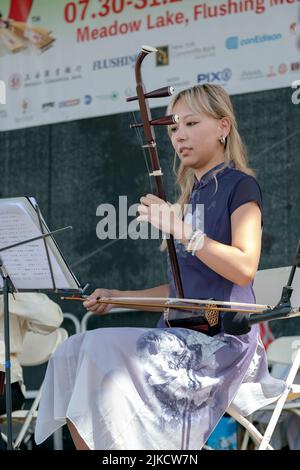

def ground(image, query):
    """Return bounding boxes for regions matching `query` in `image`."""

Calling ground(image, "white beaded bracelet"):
[186,229,206,255]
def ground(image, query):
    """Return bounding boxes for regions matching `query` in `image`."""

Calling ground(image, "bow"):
[61,295,300,326]
[127,45,184,299]
[62,295,270,312]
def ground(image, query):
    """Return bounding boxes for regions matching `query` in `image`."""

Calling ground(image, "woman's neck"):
[194,156,225,181]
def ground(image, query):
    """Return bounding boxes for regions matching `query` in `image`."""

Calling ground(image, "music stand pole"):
[0,258,13,450]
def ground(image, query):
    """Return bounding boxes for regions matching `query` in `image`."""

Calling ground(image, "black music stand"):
[0,196,83,450]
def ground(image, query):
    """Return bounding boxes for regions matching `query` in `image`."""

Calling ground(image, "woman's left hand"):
[137,194,185,239]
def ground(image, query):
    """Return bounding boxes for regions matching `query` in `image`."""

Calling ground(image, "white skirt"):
[35,326,285,450]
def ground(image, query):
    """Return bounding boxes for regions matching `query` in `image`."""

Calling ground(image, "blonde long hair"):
[168,84,255,213]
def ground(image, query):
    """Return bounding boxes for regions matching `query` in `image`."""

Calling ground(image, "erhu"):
[126,45,225,333]
[127,45,184,300]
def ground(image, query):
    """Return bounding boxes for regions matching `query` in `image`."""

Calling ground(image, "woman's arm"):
[138,194,262,287]
[84,284,169,314]
[178,202,262,286]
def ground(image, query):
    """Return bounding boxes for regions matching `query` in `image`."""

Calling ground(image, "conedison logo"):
[0,80,6,105]
[226,33,282,50]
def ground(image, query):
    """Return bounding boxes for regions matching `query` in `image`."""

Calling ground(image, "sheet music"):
[0,197,81,291]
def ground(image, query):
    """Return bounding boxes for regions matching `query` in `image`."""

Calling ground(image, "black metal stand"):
[223,240,300,335]
[0,259,15,450]
[250,239,300,325]
[0,225,72,450]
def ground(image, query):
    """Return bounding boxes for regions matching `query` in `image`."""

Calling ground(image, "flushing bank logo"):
[93,54,138,71]
[226,33,282,50]
[0,80,6,104]
[197,68,232,84]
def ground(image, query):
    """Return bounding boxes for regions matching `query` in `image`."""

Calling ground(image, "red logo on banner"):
[8,0,33,22]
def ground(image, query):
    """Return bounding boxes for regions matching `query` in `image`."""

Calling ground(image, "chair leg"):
[53,428,63,450]
[227,406,273,450]
[14,389,42,449]
[240,419,252,450]
[259,348,300,450]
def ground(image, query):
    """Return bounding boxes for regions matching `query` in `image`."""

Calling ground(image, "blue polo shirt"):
[161,161,263,323]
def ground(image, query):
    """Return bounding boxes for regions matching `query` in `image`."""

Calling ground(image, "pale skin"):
[70,99,262,449]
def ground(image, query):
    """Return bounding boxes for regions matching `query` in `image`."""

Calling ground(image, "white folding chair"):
[253,266,300,308]
[62,312,81,335]
[228,336,300,450]
[0,327,68,450]
[80,308,134,332]
[227,266,300,450]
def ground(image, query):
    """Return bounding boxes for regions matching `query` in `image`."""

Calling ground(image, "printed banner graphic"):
[0,0,299,131]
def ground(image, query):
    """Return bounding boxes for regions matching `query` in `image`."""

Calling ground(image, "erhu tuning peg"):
[130,114,179,129]
[126,86,174,102]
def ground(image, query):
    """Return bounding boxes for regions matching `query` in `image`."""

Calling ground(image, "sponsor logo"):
[266,66,277,78]
[171,42,216,60]
[291,62,300,72]
[239,69,264,80]
[42,102,55,112]
[59,99,80,108]
[9,73,23,90]
[226,33,282,50]
[290,22,298,35]
[156,46,169,66]
[95,91,119,101]
[166,77,191,88]
[124,87,135,98]
[93,54,138,71]
[226,37,239,50]
[169,43,217,61]
[194,45,216,59]
[84,95,92,105]
[278,64,288,75]
[23,65,83,87]
[14,98,33,124]
[20,98,31,114]
[197,68,232,84]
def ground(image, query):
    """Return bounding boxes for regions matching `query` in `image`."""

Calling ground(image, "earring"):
[219,136,226,145]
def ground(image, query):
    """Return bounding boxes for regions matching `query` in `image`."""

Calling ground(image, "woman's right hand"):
[83,288,119,315]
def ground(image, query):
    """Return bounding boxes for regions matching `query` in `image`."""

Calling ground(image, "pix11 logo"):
[0,80,6,104]
[291,80,300,104]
